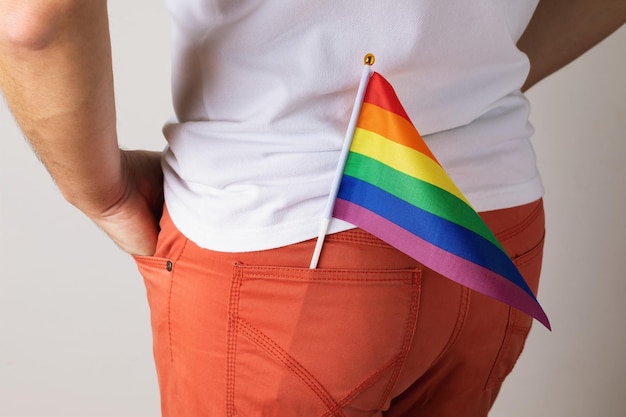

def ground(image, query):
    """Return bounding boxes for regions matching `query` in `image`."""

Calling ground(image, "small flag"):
[313,60,550,329]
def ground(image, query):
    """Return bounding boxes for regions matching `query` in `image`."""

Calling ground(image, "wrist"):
[57,149,127,216]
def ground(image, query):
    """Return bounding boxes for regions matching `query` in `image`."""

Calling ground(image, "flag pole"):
[309,54,375,269]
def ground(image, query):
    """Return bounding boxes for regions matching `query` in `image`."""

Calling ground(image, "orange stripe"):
[356,103,439,164]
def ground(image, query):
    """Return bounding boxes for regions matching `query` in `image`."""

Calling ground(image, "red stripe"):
[363,72,411,122]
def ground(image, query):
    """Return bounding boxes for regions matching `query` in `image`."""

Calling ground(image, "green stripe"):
[344,152,503,250]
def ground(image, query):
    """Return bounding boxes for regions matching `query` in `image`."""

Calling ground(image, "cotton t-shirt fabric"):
[161,0,543,252]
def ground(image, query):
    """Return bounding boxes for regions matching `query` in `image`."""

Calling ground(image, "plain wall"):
[1,3,624,416]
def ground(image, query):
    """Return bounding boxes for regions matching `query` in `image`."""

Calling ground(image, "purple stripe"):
[334,199,550,329]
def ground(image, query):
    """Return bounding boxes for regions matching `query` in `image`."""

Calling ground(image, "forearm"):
[0,0,122,212]
[518,0,626,92]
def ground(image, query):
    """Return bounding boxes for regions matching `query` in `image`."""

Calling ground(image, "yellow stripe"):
[351,128,471,205]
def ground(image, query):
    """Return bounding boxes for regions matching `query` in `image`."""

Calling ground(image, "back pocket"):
[226,264,421,417]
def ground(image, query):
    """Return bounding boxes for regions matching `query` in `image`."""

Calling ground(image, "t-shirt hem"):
[165,198,356,253]
[165,177,544,253]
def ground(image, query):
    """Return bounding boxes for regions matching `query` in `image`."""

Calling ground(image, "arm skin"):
[519,0,626,92]
[0,0,163,256]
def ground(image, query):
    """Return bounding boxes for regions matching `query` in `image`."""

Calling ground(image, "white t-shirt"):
[162,0,543,252]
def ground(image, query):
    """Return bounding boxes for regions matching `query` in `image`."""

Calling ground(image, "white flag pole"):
[309,54,375,269]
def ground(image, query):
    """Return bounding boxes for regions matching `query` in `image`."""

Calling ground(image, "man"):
[1,1,624,415]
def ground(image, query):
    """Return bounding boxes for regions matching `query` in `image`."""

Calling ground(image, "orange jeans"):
[134,199,544,417]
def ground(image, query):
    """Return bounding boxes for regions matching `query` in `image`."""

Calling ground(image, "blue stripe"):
[336,175,535,297]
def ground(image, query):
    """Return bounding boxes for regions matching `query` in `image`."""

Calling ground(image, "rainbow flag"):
[332,72,550,329]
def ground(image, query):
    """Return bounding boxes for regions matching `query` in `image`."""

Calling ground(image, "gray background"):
[1,3,625,416]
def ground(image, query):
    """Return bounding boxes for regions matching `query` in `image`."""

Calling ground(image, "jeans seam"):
[484,308,531,390]
[494,201,543,243]
[225,263,244,417]
[511,232,545,268]
[430,285,471,366]
[166,237,189,364]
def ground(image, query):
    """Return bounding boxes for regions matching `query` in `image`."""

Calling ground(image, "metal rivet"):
[166,261,173,272]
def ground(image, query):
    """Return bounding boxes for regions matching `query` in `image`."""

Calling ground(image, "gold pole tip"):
[364,53,375,66]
